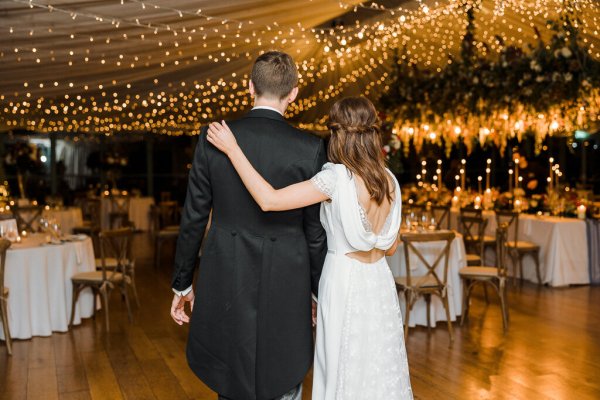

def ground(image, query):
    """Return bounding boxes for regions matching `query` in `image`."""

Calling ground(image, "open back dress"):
[310,162,413,400]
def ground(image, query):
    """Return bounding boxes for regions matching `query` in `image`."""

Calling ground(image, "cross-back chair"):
[153,201,180,268]
[459,223,510,331]
[459,215,488,266]
[70,228,134,331]
[13,205,43,233]
[108,195,131,229]
[73,198,102,253]
[431,204,451,230]
[0,238,12,355]
[395,231,456,342]
[494,210,541,285]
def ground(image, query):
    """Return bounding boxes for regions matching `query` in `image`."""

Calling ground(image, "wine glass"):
[428,215,437,231]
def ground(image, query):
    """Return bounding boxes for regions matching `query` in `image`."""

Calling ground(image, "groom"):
[170,51,327,400]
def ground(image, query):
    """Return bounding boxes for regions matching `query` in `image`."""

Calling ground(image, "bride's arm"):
[207,121,328,211]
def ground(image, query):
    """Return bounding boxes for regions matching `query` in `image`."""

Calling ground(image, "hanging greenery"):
[380,2,600,159]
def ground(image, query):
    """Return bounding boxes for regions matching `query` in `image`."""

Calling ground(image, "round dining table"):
[386,231,467,328]
[0,233,95,340]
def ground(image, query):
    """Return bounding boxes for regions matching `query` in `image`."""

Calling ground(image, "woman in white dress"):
[207,97,413,400]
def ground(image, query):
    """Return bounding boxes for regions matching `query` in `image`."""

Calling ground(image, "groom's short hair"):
[251,51,298,100]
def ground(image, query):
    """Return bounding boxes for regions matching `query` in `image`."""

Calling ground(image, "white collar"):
[252,105,284,116]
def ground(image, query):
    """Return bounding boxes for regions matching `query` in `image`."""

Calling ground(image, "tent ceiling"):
[0,0,598,135]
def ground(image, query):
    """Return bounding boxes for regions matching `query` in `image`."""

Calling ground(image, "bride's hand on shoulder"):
[207,120,238,156]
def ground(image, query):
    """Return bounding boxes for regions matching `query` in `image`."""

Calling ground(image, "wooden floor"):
[1,233,599,400]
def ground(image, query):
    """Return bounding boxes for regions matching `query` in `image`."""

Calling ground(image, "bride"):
[207,96,413,400]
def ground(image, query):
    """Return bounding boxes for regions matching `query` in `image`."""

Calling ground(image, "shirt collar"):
[252,105,284,116]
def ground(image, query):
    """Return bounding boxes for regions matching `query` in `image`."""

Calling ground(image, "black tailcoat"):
[172,108,327,400]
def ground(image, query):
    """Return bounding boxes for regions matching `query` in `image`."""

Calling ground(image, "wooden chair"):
[494,210,541,285]
[459,223,510,331]
[73,198,101,253]
[70,228,134,331]
[395,231,456,342]
[153,201,180,268]
[107,195,131,229]
[93,227,139,306]
[431,204,451,230]
[460,206,495,249]
[458,215,488,266]
[12,205,43,233]
[0,239,12,355]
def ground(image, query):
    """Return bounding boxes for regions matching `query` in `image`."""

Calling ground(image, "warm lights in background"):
[0,0,599,135]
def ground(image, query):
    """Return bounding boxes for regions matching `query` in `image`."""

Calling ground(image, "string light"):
[0,0,598,135]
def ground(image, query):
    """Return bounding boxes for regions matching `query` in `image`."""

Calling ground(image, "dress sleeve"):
[310,162,337,199]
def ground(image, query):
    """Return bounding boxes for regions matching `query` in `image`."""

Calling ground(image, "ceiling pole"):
[146,135,154,198]
[50,132,57,196]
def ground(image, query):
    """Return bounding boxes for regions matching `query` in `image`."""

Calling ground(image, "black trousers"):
[218,383,302,400]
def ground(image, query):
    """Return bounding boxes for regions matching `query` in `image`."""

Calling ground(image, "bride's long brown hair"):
[327,96,393,205]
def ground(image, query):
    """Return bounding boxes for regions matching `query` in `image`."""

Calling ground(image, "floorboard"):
[0,232,598,399]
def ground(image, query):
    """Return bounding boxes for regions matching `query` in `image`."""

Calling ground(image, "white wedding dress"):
[311,163,413,400]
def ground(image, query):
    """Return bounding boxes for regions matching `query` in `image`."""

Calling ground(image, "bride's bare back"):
[347,174,397,263]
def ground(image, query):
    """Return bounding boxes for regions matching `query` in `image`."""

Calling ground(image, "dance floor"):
[1,233,599,400]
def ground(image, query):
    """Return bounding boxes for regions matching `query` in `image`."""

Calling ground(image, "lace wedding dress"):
[311,163,413,400]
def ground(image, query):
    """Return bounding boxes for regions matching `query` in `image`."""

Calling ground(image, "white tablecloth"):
[0,234,96,340]
[387,232,467,327]
[101,197,154,231]
[42,207,83,234]
[0,218,18,234]
[451,210,589,287]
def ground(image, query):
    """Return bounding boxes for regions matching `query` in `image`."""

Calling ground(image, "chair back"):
[495,223,509,278]
[158,201,180,228]
[458,215,488,261]
[109,195,130,215]
[45,195,64,208]
[0,238,11,294]
[98,228,134,281]
[431,205,451,230]
[494,210,520,245]
[400,231,455,288]
[81,198,101,227]
[460,207,483,219]
[13,205,43,233]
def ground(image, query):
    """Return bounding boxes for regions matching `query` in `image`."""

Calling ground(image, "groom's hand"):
[170,291,195,326]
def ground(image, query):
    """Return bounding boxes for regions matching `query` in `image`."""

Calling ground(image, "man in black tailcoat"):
[170,51,327,400]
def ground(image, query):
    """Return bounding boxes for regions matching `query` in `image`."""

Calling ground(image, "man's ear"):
[287,87,299,103]
[249,80,256,97]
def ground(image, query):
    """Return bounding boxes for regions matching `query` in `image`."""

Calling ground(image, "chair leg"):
[498,280,509,332]
[425,294,431,330]
[518,253,524,285]
[100,287,110,332]
[121,282,133,324]
[92,288,97,319]
[510,251,519,286]
[441,291,454,343]
[69,284,81,327]
[403,291,411,340]
[460,279,470,326]
[533,251,542,285]
[1,300,12,355]
[128,267,140,307]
